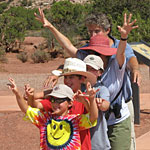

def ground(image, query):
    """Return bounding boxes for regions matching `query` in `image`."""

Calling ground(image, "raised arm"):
[86,82,98,123]
[8,78,28,113]
[116,13,138,68]
[26,90,45,109]
[34,8,77,57]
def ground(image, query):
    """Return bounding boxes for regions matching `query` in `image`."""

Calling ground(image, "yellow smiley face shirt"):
[24,106,97,150]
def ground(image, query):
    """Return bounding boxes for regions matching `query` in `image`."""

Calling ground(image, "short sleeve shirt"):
[24,106,96,150]
[90,83,111,150]
[40,99,91,150]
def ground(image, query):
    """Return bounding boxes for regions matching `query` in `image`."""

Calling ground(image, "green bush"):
[17,51,28,63]
[31,50,50,63]
[0,2,9,14]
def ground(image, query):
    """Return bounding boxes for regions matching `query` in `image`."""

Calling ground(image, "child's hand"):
[96,98,103,108]
[7,78,18,95]
[24,84,34,100]
[74,90,89,104]
[86,82,99,100]
[118,13,138,38]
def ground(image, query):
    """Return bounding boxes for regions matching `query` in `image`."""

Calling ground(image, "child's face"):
[87,65,102,78]
[64,75,84,93]
[50,97,73,116]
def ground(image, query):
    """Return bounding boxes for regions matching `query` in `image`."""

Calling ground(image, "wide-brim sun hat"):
[59,58,97,86]
[80,34,117,56]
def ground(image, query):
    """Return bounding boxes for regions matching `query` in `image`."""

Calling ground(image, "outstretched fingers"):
[8,78,15,88]
[127,13,132,24]
[129,19,138,29]
[34,8,44,24]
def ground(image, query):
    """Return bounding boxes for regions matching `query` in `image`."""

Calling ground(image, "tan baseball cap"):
[45,84,74,101]
[84,55,104,70]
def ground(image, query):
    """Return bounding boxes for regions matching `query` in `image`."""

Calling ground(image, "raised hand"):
[24,84,34,99]
[86,82,99,100]
[74,90,89,104]
[131,69,142,86]
[34,8,52,28]
[118,13,138,38]
[96,98,103,108]
[8,78,18,95]
[43,75,58,88]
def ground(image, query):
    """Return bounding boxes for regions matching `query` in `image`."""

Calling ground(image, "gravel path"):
[0,73,63,96]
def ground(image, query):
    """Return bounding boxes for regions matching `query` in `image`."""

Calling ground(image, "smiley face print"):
[46,119,73,149]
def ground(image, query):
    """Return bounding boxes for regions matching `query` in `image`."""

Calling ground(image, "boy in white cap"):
[84,54,111,150]
[8,78,98,150]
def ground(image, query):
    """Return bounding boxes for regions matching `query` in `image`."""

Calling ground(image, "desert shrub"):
[0,49,7,63]
[0,2,9,14]
[16,51,28,63]
[31,50,50,63]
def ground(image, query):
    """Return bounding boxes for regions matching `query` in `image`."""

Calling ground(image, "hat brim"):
[85,63,100,70]
[45,93,73,101]
[80,46,117,56]
[60,71,97,86]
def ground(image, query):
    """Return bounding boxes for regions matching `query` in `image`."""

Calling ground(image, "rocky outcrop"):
[5,0,89,9]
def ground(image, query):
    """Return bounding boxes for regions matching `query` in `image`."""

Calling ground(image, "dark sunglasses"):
[50,97,70,104]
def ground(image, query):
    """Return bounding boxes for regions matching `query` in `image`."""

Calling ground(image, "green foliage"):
[5,7,42,30]
[44,0,88,46]
[0,2,9,14]
[0,12,27,52]
[31,50,50,63]
[0,6,42,52]
[17,52,28,63]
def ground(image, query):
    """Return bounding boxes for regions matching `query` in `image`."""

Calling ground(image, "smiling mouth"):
[51,133,64,140]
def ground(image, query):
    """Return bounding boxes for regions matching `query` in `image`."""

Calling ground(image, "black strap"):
[105,84,123,120]
[110,83,123,105]
[110,68,128,104]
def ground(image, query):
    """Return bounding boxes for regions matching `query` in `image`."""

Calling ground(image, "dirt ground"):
[0,37,150,149]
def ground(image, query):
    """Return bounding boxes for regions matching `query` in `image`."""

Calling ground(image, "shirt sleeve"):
[95,86,110,102]
[77,113,97,131]
[24,106,47,128]
[40,99,52,112]
[125,43,136,62]
[112,39,136,62]
[76,49,89,60]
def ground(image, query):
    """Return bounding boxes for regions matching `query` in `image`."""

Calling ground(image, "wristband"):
[121,37,128,41]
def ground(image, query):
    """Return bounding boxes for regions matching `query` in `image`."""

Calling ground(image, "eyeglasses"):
[50,97,69,104]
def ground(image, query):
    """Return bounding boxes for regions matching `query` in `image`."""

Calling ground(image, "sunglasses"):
[50,97,70,104]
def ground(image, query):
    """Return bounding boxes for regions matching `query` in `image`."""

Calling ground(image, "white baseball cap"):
[45,84,74,101]
[83,55,104,70]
